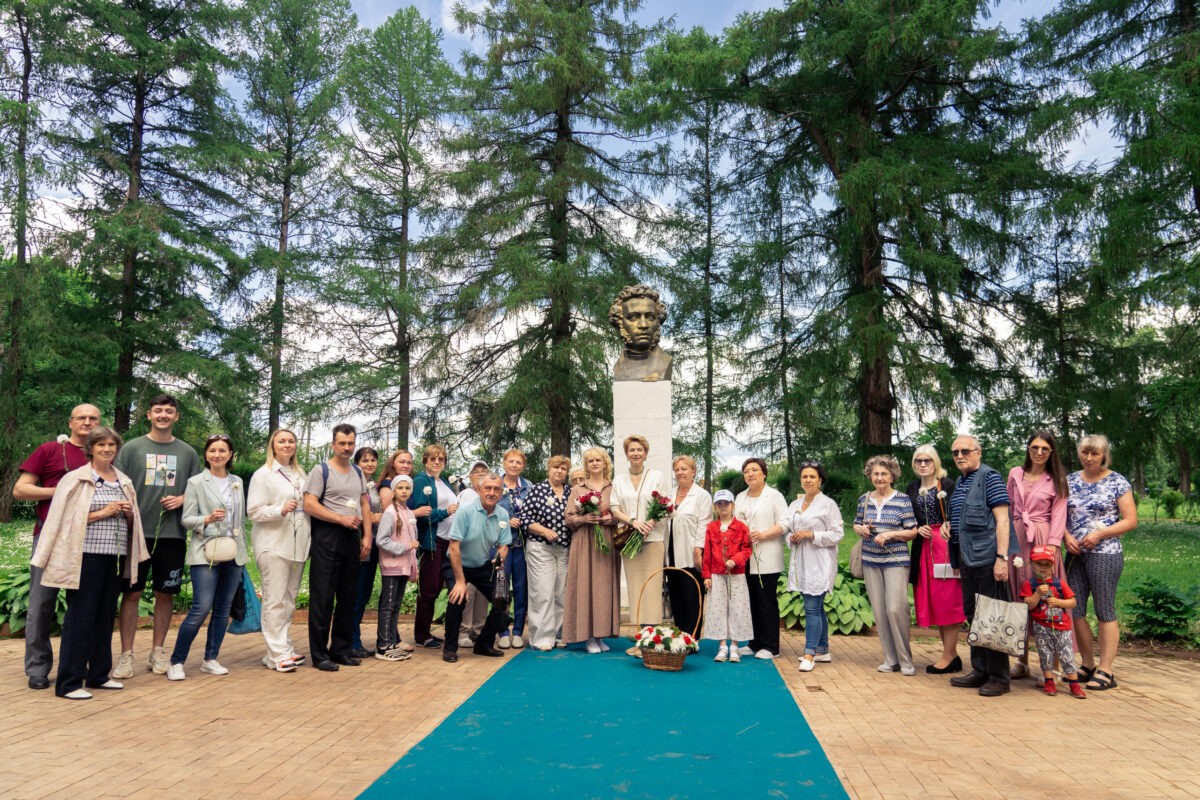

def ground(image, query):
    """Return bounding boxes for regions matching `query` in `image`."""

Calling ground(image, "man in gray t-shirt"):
[302,423,373,670]
[112,394,202,679]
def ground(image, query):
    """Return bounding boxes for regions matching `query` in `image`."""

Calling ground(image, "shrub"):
[0,567,67,635]
[1160,488,1185,519]
[1126,579,1198,641]
[777,565,874,635]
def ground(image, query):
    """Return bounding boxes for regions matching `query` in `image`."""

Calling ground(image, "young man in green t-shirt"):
[112,394,202,678]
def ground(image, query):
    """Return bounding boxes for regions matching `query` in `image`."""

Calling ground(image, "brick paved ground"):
[3,619,1198,799]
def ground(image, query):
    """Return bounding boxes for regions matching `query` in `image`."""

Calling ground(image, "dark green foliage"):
[0,567,66,634]
[1127,579,1199,642]
[778,566,874,635]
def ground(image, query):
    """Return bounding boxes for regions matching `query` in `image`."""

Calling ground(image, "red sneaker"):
[1068,681,1086,699]
[1042,677,1057,696]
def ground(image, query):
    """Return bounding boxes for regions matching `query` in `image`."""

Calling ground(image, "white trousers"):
[257,551,305,666]
[525,539,570,649]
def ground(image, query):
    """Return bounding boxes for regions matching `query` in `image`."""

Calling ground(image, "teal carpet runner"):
[359,640,848,799]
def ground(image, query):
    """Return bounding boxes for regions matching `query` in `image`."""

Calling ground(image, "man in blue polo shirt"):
[443,473,511,663]
[946,434,1012,697]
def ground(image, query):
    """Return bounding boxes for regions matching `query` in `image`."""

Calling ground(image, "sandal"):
[1085,669,1117,691]
[1078,665,1096,682]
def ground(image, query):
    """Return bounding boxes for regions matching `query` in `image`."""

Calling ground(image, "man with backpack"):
[302,424,373,671]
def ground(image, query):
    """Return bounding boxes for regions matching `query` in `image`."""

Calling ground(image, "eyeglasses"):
[950,448,978,457]
[1029,445,1051,453]
[427,455,445,462]
[913,458,933,465]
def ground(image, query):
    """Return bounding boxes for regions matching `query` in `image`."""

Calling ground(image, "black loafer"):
[350,647,373,660]
[28,675,50,690]
[950,670,987,688]
[442,652,458,663]
[313,660,339,672]
[421,637,443,648]
[978,679,1011,697]
[472,646,504,658]
[331,655,361,667]
[926,656,963,675]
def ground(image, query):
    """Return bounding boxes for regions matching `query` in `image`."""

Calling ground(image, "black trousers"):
[308,520,360,664]
[666,567,704,638]
[961,562,1011,683]
[747,572,781,655]
[56,553,121,696]
[443,564,509,654]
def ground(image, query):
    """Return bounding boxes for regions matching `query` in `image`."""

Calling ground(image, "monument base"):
[612,380,673,480]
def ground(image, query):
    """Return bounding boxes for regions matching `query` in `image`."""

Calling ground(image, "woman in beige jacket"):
[32,427,148,699]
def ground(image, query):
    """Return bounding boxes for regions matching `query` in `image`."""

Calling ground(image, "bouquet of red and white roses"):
[620,491,676,559]
[576,490,607,553]
[634,624,698,654]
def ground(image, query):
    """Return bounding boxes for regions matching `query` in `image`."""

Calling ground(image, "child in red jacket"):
[1020,545,1084,698]
[701,490,754,662]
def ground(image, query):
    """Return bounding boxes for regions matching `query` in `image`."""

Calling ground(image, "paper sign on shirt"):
[144,453,178,487]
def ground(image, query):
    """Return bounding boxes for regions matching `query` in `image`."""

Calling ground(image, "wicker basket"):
[633,566,704,672]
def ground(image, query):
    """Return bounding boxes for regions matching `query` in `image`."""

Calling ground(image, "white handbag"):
[202,536,237,564]
[967,593,1028,657]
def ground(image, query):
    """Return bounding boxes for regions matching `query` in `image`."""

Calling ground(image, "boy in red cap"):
[1020,545,1085,698]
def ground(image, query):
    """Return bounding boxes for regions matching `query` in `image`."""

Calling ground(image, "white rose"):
[423,487,432,497]
[1012,556,1024,569]
[56,434,69,444]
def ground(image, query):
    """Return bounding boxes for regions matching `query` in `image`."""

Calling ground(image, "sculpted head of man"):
[609,285,667,355]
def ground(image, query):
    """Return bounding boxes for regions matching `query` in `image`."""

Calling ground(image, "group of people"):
[15,398,1135,702]
[848,431,1136,699]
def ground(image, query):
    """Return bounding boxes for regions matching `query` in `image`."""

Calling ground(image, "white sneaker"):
[64,689,92,700]
[754,649,777,660]
[113,651,134,679]
[498,635,512,649]
[900,665,916,676]
[877,663,898,673]
[511,635,524,649]
[598,639,610,652]
[458,635,474,648]
[585,638,602,654]
[799,657,815,672]
[729,648,741,663]
[714,645,729,662]
[166,664,185,681]
[737,645,754,656]
[200,659,229,676]
[149,647,169,675]
[555,639,566,648]
[95,679,124,690]
[813,652,833,663]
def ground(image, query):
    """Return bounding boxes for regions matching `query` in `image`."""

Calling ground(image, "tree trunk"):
[114,74,147,433]
[856,217,894,450]
[396,167,411,449]
[702,102,715,489]
[546,106,573,457]
[775,184,794,469]
[269,144,293,434]
[0,6,34,521]
[1180,445,1192,496]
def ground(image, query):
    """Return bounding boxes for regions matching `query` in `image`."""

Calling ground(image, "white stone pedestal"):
[613,380,673,618]
[612,380,673,479]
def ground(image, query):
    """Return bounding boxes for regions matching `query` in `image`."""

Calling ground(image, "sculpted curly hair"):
[608,285,668,332]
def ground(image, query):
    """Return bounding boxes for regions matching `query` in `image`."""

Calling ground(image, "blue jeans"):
[503,546,528,636]
[352,542,379,650]
[171,561,242,665]
[803,593,829,656]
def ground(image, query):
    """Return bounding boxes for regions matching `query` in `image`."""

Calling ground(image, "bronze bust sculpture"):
[609,284,672,382]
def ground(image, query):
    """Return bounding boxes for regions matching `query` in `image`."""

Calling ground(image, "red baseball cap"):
[1030,545,1057,563]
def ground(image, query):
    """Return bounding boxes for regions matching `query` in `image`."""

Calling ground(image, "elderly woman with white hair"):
[1066,434,1137,692]
[905,445,963,673]
[853,454,919,676]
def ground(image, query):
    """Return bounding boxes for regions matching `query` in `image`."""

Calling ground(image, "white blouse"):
[666,483,713,567]
[612,469,669,543]
[247,463,311,561]
[785,492,844,595]
[734,485,790,574]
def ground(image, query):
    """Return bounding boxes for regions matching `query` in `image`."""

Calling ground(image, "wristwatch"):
[995,554,1006,560]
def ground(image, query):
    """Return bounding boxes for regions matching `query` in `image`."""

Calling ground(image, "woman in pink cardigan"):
[1007,429,1070,680]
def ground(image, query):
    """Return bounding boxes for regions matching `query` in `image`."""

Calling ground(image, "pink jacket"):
[376,505,419,579]
[1007,468,1067,545]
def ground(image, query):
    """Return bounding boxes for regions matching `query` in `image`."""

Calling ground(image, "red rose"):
[653,635,662,644]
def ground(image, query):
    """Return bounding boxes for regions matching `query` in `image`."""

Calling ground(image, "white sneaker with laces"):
[714,645,729,662]
[113,651,134,679]
[813,652,833,663]
[149,647,169,675]
[729,648,741,663]
[900,665,916,676]
[200,659,229,676]
[166,664,185,681]
[498,635,512,649]
[754,649,777,660]
[585,638,602,654]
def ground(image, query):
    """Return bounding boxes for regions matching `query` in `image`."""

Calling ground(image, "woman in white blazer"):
[247,428,311,672]
[168,434,248,681]
[609,435,669,655]
[665,455,712,638]
[786,462,844,672]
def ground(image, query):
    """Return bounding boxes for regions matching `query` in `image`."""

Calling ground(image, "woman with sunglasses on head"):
[905,446,963,674]
[32,426,148,699]
[168,434,248,681]
[248,428,310,672]
[1005,430,1070,680]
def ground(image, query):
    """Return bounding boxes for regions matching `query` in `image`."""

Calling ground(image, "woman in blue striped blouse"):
[853,455,918,676]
